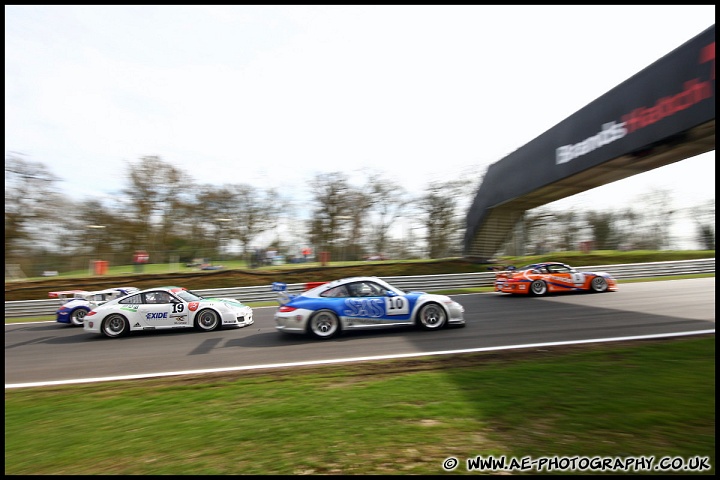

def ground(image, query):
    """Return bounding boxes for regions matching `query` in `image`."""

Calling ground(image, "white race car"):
[50,287,141,326]
[83,286,253,338]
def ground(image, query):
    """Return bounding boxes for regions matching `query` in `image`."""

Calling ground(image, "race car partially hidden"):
[494,262,618,296]
[50,287,140,326]
[83,286,253,338]
[272,276,465,340]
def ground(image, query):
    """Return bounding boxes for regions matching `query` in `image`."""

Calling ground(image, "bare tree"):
[189,183,284,264]
[615,207,641,249]
[365,174,409,257]
[552,211,583,250]
[4,153,62,257]
[692,199,715,250]
[417,180,465,259]
[520,209,557,255]
[194,185,237,259]
[233,185,283,262]
[585,210,617,250]
[307,172,353,255]
[121,155,194,262]
[634,188,675,249]
[343,187,373,260]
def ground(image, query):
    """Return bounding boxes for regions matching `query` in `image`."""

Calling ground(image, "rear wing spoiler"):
[49,290,88,300]
[272,281,328,305]
[272,282,292,305]
[488,265,516,272]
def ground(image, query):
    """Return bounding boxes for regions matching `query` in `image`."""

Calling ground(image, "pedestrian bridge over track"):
[464,25,715,261]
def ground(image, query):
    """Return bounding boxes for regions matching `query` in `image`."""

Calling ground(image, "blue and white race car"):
[51,287,141,326]
[272,276,465,340]
[84,286,254,338]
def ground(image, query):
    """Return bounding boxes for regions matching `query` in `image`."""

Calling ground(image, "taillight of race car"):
[276,304,303,322]
[84,310,98,328]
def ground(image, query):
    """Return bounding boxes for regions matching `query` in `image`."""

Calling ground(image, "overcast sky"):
[5,5,715,247]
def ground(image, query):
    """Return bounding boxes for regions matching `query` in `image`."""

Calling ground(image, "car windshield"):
[174,290,203,302]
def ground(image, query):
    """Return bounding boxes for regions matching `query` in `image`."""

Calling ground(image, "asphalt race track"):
[5,278,715,388]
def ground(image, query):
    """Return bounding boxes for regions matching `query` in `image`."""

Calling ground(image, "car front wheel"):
[102,314,129,338]
[308,310,340,339]
[195,309,221,331]
[416,302,447,330]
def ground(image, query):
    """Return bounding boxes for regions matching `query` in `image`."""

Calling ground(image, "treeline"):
[4,153,715,276]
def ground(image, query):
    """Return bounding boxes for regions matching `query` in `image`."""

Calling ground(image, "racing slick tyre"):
[102,314,129,338]
[590,276,609,293]
[308,310,340,340]
[195,309,221,332]
[416,302,447,330]
[70,308,89,327]
[530,280,548,296]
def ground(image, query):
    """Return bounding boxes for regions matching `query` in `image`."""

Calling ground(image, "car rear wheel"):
[70,308,88,326]
[530,280,548,296]
[590,277,609,293]
[195,309,221,331]
[308,310,340,339]
[102,314,129,338]
[416,302,447,330]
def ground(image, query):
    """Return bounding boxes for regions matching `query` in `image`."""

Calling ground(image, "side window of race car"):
[321,285,349,297]
[366,282,385,296]
[119,294,142,304]
[347,283,372,297]
[155,292,173,303]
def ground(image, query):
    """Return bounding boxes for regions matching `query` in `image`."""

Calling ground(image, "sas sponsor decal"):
[344,298,384,317]
[342,297,410,317]
[188,302,200,312]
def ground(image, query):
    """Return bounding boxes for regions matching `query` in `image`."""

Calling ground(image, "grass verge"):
[4,335,715,475]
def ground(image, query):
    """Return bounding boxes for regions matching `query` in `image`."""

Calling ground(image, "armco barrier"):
[4,258,714,318]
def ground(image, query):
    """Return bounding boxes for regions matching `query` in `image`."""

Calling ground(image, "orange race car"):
[493,261,618,296]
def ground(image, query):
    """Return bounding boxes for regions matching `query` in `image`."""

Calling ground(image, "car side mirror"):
[386,291,397,297]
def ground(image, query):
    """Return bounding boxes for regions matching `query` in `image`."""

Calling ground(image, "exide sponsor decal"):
[146,312,168,319]
[556,41,714,166]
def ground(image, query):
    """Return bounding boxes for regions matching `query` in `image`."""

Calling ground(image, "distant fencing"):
[4,258,715,318]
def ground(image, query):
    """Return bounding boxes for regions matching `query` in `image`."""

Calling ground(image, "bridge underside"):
[464,119,715,261]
